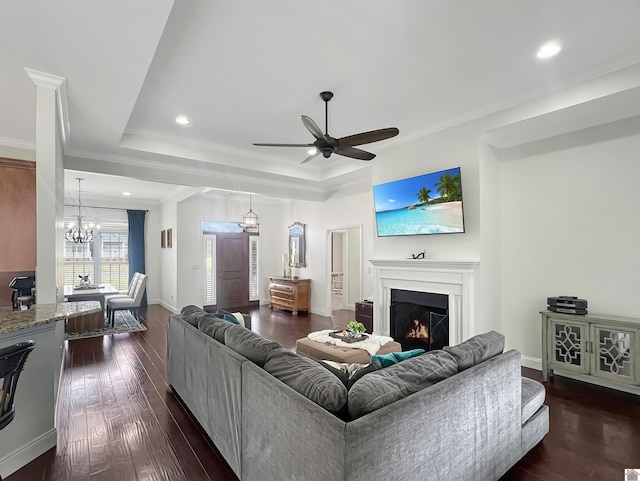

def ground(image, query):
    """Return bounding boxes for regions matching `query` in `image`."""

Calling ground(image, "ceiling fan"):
[253,91,399,164]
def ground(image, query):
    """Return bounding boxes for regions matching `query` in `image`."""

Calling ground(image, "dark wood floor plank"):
[6,303,640,481]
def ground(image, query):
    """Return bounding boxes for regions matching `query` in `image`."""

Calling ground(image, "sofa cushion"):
[370,349,425,367]
[319,360,383,389]
[224,325,281,367]
[348,350,458,419]
[264,348,348,413]
[198,315,233,343]
[443,331,505,371]
[521,377,546,425]
[181,305,209,327]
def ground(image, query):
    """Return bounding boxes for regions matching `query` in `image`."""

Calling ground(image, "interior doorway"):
[328,226,362,313]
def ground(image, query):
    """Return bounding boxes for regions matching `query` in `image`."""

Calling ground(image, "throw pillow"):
[223,314,240,325]
[443,331,505,371]
[264,348,348,414]
[318,360,383,389]
[318,360,349,386]
[224,325,281,367]
[216,308,251,329]
[370,349,425,367]
[348,350,458,419]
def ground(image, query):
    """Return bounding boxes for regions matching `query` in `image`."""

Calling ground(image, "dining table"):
[63,284,119,332]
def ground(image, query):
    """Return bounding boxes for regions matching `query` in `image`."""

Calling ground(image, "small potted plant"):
[346,320,366,338]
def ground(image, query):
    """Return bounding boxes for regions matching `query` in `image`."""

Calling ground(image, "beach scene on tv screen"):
[373,167,464,236]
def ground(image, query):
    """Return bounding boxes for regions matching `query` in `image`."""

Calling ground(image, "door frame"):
[326,224,362,312]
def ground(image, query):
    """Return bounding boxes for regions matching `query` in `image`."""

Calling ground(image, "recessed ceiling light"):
[122,191,131,196]
[537,41,561,59]
[175,115,191,125]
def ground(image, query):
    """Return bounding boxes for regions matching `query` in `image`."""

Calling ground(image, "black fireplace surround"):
[390,289,449,352]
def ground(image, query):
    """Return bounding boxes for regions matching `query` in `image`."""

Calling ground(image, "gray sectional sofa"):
[167,306,549,481]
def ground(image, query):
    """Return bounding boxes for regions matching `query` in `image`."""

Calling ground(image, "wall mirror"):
[288,222,306,268]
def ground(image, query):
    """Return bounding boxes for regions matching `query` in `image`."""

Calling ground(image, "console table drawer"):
[272,284,294,294]
[271,293,294,303]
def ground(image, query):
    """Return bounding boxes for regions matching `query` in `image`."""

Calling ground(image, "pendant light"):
[240,195,259,233]
[65,178,98,243]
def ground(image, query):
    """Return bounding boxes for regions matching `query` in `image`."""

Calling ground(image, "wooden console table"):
[268,277,310,316]
[541,310,640,395]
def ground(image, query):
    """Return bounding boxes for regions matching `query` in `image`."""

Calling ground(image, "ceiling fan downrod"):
[320,91,333,135]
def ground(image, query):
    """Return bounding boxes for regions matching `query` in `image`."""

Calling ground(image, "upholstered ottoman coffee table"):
[296,335,402,364]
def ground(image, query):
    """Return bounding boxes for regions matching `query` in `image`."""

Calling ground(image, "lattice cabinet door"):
[590,324,638,384]
[548,318,589,375]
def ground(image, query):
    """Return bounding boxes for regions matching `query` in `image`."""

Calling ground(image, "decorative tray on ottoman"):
[329,330,369,343]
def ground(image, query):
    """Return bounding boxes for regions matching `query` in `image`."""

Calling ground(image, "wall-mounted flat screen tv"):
[373,167,465,237]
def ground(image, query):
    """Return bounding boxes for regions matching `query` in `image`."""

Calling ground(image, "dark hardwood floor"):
[6,304,640,481]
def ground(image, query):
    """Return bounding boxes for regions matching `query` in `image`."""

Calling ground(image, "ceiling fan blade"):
[335,146,376,161]
[301,115,328,142]
[253,143,314,147]
[300,150,321,164]
[338,127,399,147]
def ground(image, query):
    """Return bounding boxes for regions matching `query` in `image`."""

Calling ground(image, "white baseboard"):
[157,299,179,313]
[0,428,57,479]
[521,355,542,371]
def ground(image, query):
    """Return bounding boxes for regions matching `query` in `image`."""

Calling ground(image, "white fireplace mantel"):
[369,259,480,345]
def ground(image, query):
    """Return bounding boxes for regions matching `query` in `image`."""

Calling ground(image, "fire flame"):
[405,319,429,340]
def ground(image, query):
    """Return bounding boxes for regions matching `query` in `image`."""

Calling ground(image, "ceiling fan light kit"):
[254,91,399,164]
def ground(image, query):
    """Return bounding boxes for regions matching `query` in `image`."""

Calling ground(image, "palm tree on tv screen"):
[417,187,431,204]
[435,171,462,201]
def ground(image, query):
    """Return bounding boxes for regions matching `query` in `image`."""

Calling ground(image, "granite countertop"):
[0,301,102,335]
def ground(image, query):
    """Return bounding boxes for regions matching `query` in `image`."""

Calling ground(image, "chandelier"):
[65,178,98,244]
[239,195,259,233]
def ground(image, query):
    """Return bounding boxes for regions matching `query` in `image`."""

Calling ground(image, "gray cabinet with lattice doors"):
[542,310,640,395]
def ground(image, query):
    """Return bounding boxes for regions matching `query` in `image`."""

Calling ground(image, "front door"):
[216,233,249,311]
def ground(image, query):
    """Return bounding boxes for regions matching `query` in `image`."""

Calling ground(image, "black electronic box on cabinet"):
[547,296,588,315]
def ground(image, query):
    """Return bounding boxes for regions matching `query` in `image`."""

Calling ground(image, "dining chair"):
[107,274,148,327]
[105,272,142,320]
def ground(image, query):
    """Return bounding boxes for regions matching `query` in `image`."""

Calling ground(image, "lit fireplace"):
[406,319,429,341]
[369,258,479,345]
[390,289,449,351]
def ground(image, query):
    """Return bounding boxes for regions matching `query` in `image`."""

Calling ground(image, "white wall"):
[282,186,373,316]
[498,124,640,366]
[345,226,361,308]
[363,73,640,367]
[174,192,283,310]
[153,67,640,372]
[372,121,482,262]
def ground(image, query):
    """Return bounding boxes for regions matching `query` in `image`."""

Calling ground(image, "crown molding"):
[63,150,328,201]
[122,128,347,172]
[380,58,640,151]
[24,68,70,146]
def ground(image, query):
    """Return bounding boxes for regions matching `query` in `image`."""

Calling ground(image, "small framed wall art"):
[161,230,166,248]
